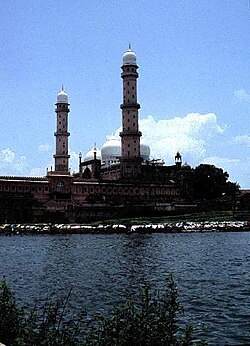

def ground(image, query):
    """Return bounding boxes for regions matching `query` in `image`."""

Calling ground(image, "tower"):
[120,46,142,179]
[175,151,182,169]
[53,88,70,173]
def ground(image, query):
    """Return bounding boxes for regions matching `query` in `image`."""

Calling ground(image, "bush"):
[0,276,23,345]
[0,275,206,346]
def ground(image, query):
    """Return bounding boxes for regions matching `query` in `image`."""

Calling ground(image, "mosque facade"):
[0,48,194,223]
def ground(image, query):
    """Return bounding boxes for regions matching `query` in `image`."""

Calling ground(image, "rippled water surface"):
[1,231,250,344]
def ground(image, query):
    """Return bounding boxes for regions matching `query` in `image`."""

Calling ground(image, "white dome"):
[57,88,68,104]
[140,143,150,160]
[101,136,150,164]
[123,48,137,66]
[182,162,191,170]
[84,146,102,162]
[101,136,121,163]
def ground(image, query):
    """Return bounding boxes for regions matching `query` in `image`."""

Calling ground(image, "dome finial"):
[123,45,137,65]
[57,86,68,103]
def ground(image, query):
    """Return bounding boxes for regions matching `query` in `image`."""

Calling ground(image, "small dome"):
[123,48,137,66]
[84,146,102,162]
[182,162,191,170]
[57,88,68,104]
[140,142,150,160]
[101,136,121,163]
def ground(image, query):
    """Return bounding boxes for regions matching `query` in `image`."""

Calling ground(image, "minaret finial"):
[129,43,131,50]
[62,84,64,91]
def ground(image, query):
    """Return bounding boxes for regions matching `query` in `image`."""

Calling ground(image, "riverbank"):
[0,220,249,235]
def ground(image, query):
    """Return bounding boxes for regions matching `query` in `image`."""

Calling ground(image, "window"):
[127,81,129,86]
[56,181,65,193]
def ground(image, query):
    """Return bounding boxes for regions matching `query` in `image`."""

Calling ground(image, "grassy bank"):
[91,210,250,226]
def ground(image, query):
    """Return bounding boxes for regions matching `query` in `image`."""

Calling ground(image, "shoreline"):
[1,220,249,235]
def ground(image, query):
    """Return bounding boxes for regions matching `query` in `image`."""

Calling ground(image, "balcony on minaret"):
[121,70,138,79]
[120,130,142,137]
[54,131,70,136]
[120,102,140,109]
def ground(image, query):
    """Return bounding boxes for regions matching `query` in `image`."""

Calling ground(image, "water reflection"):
[0,232,250,344]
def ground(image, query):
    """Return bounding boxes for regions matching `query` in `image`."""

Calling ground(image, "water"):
[1,231,250,345]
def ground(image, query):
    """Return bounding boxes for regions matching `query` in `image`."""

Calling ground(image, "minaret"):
[119,46,142,179]
[53,87,70,173]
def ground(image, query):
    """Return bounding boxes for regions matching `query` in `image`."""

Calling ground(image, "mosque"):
[0,47,194,223]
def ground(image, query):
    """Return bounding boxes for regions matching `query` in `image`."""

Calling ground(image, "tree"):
[192,164,235,200]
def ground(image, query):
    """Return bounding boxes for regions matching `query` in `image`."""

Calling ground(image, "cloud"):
[114,112,224,165]
[1,148,15,163]
[234,135,250,147]
[38,144,51,152]
[14,156,28,172]
[201,156,249,187]
[201,156,240,168]
[0,148,28,175]
[234,89,250,102]
[69,149,80,173]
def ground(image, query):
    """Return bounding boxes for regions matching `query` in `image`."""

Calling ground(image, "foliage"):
[83,274,206,346]
[0,275,207,346]
[0,276,23,345]
[192,164,238,200]
[16,291,84,346]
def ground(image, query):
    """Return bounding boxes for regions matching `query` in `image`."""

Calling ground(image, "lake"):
[1,231,250,345]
